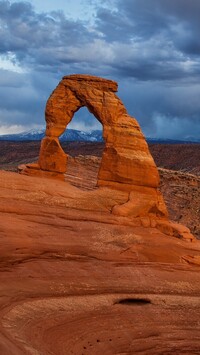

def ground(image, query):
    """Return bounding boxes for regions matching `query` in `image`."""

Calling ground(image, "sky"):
[0,0,200,139]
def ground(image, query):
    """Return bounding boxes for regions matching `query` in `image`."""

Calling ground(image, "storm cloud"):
[0,0,199,139]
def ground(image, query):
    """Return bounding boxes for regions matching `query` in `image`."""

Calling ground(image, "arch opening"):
[60,107,105,190]
[67,107,102,132]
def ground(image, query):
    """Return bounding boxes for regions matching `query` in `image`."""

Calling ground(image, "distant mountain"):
[146,137,200,144]
[0,128,103,142]
[0,129,45,141]
[0,128,199,143]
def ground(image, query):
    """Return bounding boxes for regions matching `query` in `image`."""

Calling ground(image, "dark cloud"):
[0,0,199,139]
[94,0,200,80]
[117,78,200,140]
[0,0,97,68]
[114,0,200,42]
[0,68,25,87]
[0,69,58,130]
[1,0,200,80]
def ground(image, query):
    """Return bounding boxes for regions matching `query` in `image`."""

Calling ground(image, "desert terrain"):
[0,149,200,354]
[1,141,199,239]
[0,139,200,354]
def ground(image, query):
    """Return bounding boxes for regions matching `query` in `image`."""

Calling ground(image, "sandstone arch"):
[39,74,159,189]
[20,74,168,218]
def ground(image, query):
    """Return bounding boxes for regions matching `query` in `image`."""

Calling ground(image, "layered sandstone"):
[19,74,167,220]
[1,170,200,354]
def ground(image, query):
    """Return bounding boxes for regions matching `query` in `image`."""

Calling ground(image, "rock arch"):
[20,74,168,218]
[39,74,159,189]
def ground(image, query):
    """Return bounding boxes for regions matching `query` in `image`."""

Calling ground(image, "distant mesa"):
[18,74,195,241]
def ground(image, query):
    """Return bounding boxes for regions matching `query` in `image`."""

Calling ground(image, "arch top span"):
[45,74,121,137]
[62,74,118,93]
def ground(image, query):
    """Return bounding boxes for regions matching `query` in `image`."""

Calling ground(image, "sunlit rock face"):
[19,74,168,219]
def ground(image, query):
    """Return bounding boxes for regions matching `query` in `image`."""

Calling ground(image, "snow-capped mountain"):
[0,128,199,143]
[0,128,104,142]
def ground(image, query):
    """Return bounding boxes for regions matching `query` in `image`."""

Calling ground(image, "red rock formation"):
[20,74,168,220]
[43,74,159,190]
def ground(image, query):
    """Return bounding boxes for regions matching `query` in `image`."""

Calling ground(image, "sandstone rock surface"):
[1,140,199,237]
[1,170,200,354]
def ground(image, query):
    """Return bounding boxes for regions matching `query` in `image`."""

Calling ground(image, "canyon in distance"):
[0,74,200,355]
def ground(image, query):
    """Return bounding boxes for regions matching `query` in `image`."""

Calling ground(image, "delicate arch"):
[37,74,159,190]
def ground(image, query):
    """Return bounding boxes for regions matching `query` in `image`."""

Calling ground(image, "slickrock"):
[64,155,200,239]
[1,170,200,355]
[1,140,199,237]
